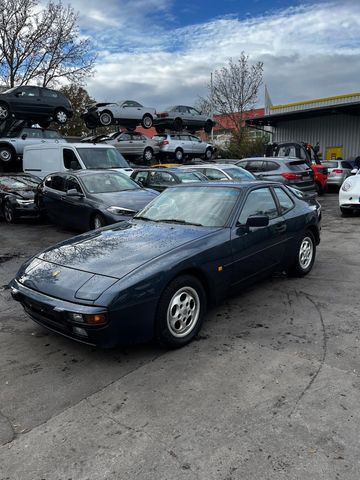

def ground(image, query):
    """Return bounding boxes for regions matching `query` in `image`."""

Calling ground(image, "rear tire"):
[54,108,68,125]
[91,213,106,230]
[173,118,183,131]
[204,120,213,134]
[0,102,10,121]
[315,182,324,196]
[0,145,14,163]
[174,148,184,162]
[155,275,206,348]
[286,231,316,277]
[39,120,51,129]
[143,147,154,163]
[99,111,113,126]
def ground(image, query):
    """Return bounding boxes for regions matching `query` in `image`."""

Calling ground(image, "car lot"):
[0,193,360,478]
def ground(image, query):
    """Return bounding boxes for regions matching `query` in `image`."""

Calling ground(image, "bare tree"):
[200,53,263,139]
[0,0,96,87]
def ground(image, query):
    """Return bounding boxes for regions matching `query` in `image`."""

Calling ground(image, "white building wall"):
[273,114,360,159]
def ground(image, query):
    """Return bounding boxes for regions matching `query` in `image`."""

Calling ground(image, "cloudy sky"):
[69,0,360,109]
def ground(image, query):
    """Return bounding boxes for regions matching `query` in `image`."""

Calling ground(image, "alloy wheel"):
[0,105,9,120]
[299,236,313,270]
[166,286,200,338]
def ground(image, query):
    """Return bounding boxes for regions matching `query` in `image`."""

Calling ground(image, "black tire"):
[204,147,213,160]
[0,102,10,122]
[287,230,316,277]
[39,120,51,129]
[174,148,184,162]
[155,275,206,348]
[85,121,97,130]
[173,118,183,131]
[54,108,68,125]
[0,145,14,163]
[340,207,353,216]
[315,182,324,196]
[204,120,213,134]
[141,114,153,129]
[99,111,113,126]
[91,213,106,230]
[155,126,165,134]
[143,147,154,163]
[3,201,16,224]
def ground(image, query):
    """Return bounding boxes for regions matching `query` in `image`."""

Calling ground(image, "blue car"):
[11,182,320,349]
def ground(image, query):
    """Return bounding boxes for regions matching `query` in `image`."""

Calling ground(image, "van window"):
[63,149,81,169]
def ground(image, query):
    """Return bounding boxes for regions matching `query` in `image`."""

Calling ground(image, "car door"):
[10,86,43,116]
[179,134,192,154]
[40,174,66,223]
[230,186,287,285]
[40,88,59,116]
[190,135,203,154]
[131,134,147,157]
[61,176,89,230]
[116,132,133,156]
[188,107,202,128]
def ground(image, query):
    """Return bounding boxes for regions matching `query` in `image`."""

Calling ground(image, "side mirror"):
[21,134,27,140]
[66,189,83,197]
[137,178,145,186]
[351,168,358,175]
[246,215,269,228]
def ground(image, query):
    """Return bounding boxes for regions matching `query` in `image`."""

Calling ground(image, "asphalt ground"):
[0,192,359,480]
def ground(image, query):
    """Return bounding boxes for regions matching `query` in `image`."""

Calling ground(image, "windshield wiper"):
[155,219,203,226]
[135,216,153,221]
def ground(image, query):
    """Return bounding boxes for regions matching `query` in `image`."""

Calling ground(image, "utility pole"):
[210,71,214,142]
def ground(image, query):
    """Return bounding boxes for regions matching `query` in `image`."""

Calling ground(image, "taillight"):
[333,169,343,174]
[159,112,169,118]
[161,140,169,145]
[281,172,302,180]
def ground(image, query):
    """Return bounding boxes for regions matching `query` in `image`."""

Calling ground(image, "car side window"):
[190,135,200,142]
[22,128,42,138]
[204,168,228,180]
[66,177,83,193]
[16,86,39,97]
[189,107,200,115]
[42,89,58,98]
[119,133,131,141]
[44,176,53,188]
[50,175,66,192]
[273,187,294,214]
[245,161,264,172]
[262,161,280,172]
[133,171,149,184]
[179,135,190,141]
[63,149,81,169]
[149,172,175,185]
[238,187,278,224]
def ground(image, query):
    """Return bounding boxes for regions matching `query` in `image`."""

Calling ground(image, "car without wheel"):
[0,86,73,127]
[131,168,207,192]
[154,133,215,162]
[0,125,66,169]
[37,169,158,231]
[11,181,320,349]
[154,105,215,133]
[0,173,41,223]
[81,100,157,130]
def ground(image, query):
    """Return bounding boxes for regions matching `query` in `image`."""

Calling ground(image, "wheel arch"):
[306,223,320,245]
[164,267,215,308]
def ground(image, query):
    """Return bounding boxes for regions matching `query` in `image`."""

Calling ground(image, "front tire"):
[155,275,206,348]
[0,102,10,121]
[54,108,69,125]
[4,201,16,224]
[204,147,212,160]
[99,111,113,126]
[141,114,153,129]
[204,120,213,134]
[173,118,183,131]
[287,231,316,277]
[91,213,106,230]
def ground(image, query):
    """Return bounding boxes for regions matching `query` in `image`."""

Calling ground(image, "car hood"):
[92,189,158,211]
[4,189,36,199]
[35,220,218,280]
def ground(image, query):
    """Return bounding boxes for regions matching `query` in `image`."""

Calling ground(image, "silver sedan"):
[324,160,353,188]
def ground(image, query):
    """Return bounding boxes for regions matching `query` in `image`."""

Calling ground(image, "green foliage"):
[216,129,270,159]
[57,84,94,137]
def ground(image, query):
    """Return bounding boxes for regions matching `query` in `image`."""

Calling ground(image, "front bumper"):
[14,203,40,218]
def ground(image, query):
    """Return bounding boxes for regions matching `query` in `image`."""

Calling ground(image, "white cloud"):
[71,1,360,108]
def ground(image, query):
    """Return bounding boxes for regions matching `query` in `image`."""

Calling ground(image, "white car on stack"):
[339,168,360,215]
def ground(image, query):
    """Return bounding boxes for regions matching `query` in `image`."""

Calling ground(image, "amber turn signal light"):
[84,313,107,325]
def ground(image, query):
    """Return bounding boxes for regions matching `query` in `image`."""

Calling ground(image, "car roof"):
[168,180,277,189]
[180,164,243,169]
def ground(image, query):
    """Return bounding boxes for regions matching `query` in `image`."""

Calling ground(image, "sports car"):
[11,182,320,349]
[339,168,360,215]
[81,100,157,130]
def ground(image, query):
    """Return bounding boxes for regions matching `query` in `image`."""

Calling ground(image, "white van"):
[23,143,133,178]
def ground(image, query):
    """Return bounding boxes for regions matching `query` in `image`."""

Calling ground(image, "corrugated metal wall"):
[273,114,360,159]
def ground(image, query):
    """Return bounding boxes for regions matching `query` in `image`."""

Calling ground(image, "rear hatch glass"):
[323,161,338,168]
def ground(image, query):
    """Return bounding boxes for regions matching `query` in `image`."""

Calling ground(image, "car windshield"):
[2,87,16,94]
[76,147,129,169]
[0,175,39,190]
[174,171,204,183]
[224,167,256,180]
[81,172,138,193]
[136,186,240,227]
